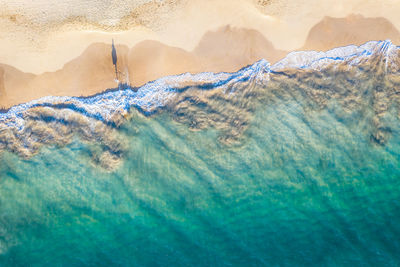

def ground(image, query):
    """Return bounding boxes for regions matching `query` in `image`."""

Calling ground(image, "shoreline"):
[0,39,399,169]
[0,39,396,116]
[1,14,400,109]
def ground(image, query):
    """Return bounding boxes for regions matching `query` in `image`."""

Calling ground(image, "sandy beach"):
[1,0,400,108]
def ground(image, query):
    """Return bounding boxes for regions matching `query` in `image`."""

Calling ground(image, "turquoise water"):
[1,97,400,266]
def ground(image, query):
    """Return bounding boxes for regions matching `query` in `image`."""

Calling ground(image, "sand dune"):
[128,40,200,87]
[0,67,5,102]
[129,25,286,86]
[2,14,400,109]
[193,25,286,72]
[0,44,129,108]
[0,64,35,108]
[302,14,400,51]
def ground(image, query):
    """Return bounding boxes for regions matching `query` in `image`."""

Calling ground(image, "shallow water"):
[1,98,400,266]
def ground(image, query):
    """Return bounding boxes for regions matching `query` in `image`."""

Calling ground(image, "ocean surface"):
[1,41,400,266]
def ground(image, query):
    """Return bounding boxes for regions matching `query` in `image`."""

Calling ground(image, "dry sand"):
[2,0,400,108]
[2,0,400,73]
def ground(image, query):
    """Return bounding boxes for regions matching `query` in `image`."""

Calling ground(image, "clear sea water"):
[1,96,400,266]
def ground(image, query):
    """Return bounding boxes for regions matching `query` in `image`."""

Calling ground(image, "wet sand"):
[302,14,400,51]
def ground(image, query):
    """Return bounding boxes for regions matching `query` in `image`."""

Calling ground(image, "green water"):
[1,100,400,266]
